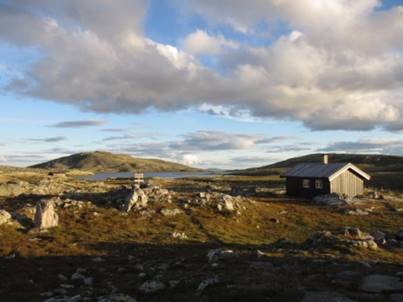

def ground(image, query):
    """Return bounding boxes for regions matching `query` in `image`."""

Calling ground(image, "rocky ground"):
[0,170,402,302]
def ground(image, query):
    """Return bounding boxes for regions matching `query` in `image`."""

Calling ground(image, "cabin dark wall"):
[286,177,330,197]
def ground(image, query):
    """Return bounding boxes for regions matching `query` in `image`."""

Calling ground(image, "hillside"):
[29,151,200,173]
[233,153,403,176]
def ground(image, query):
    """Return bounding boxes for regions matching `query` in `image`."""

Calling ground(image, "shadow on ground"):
[0,240,402,302]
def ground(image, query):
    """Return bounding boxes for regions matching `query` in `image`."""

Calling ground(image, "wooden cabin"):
[282,155,370,198]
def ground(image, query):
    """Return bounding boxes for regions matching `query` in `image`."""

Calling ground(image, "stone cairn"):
[123,173,148,212]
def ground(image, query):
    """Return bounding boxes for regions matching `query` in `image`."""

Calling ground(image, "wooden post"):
[133,173,144,189]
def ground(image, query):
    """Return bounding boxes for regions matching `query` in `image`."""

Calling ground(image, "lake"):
[80,171,223,181]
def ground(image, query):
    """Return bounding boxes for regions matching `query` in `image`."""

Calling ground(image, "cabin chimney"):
[323,154,329,165]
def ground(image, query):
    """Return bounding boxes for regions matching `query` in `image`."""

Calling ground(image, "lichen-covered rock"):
[0,209,12,225]
[34,199,59,229]
[160,208,183,217]
[172,231,188,240]
[124,189,148,212]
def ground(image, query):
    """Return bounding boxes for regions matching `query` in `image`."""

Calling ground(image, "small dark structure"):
[282,155,370,198]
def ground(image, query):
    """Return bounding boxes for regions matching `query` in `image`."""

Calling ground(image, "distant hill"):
[29,151,200,173]
[232,153,403,176]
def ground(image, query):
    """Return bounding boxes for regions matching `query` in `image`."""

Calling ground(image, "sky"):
[0,0,403,169]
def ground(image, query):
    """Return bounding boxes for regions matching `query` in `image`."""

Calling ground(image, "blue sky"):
[1,0,403,168]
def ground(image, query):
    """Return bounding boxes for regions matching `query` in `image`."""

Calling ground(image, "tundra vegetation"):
[0,163,402,302]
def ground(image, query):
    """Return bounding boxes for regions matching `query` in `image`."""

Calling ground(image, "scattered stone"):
[197,276,219,291]
[71,272,86,283]
[169,280,180,288]
[68,295,82,302]
[0,209,12,225]
[313,194,348,206]
[34,199,59,229]
[343,227,373,241]
[270,218,280,224]
[96,293,137,302]
[160,208,183,217]
[207,248,235,263]
[139,280,165,293]
[172,231,188,240]
[372,230,386,245]
[360,274,403,293]
[301,291,355,302]
[346,209,369,216]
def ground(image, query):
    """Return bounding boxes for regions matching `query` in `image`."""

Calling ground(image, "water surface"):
[80,171,221,181]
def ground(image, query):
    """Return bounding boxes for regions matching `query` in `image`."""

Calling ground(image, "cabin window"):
[302,179,310,188]
[315,179,323,189]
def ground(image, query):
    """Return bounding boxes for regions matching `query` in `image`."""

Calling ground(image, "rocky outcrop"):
[184,192,247,215]
[124,188,148,212]
[143,186,173,203]
[371,229,403,248]
[32,177,68,195]
[0,209,12,225]
[308,227,379,251]
[0,180,30,197]
[34,199,59,229]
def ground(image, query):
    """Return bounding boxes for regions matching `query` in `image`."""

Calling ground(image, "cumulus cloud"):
[183,30,238,55]
[27,136,67,143]
[0,1,403,131]
[179,153,201,166]
[49,120,106,128]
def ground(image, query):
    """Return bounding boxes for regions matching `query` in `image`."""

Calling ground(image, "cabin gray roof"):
[283,163,370,180]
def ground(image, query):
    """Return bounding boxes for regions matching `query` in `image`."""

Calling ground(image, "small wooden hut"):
[282,155,370,198]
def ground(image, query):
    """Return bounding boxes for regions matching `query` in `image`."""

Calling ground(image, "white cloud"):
[180,153,201,166]
[0,1,402,131]
[183,30,238,55]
